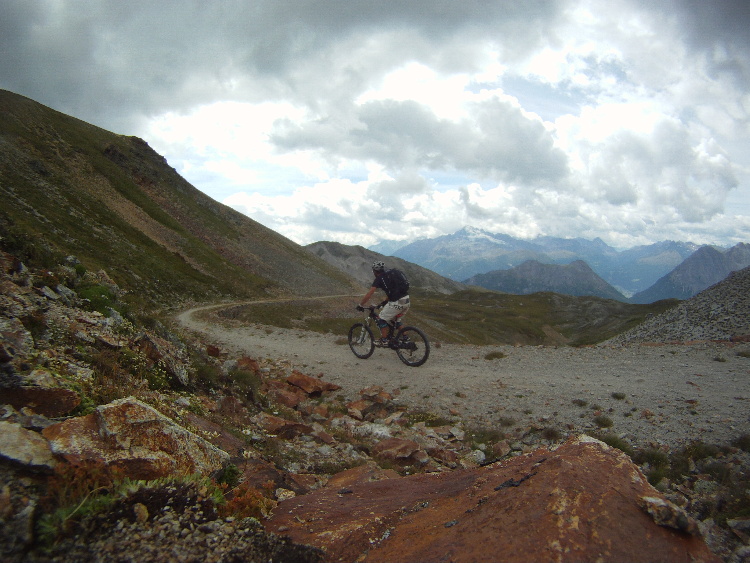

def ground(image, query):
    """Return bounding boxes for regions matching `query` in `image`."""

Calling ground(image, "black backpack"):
[381,268,410,300]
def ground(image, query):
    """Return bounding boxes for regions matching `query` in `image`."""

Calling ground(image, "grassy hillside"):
[0,90,359,311]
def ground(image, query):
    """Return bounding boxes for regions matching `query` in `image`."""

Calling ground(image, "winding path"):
[177,298,750,449]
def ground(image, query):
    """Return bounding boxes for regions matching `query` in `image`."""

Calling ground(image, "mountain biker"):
[357,261,410,346]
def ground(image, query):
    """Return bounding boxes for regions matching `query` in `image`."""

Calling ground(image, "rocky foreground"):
[2,251,749,562]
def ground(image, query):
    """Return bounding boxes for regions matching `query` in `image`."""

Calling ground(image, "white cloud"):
[2,0,749,249]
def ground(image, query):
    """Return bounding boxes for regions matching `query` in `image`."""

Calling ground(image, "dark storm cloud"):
[0,0,562,132]
[659,0,750,86]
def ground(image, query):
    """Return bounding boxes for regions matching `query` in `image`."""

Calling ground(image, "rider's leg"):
[380,300,409,338]
[374,316,391,342]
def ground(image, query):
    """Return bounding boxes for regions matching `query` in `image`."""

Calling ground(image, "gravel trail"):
[177,302,750,450]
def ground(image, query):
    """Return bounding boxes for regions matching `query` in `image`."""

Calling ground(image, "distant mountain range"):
[464,260,627,302]
[630,243,750,303]
[372,227,750,302]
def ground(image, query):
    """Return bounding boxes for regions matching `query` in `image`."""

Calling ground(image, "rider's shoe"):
[379,338,389,347]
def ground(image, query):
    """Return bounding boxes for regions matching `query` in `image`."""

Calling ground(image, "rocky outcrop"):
[606,265,750,344]
[42,397,230,480]
[0,420,57,470]
[266,436,719,563]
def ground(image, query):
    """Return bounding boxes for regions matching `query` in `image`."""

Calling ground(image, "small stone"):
[133,503,149,523]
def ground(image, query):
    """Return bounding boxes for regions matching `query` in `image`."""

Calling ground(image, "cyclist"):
[357,261,410,346]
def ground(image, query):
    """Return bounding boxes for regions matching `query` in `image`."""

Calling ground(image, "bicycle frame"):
[349,305,430,366]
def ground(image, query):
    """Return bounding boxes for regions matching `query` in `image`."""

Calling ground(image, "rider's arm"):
[360,286,377,307]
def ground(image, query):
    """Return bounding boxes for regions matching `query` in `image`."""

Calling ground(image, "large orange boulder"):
[266,436,719,563]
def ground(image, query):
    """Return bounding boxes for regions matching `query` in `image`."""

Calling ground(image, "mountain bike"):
[348,305,430,367]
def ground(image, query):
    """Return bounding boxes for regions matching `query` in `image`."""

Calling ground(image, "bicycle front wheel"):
[348,323,375,359]
[395,326,430,367]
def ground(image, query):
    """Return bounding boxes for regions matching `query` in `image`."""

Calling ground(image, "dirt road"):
[177,301,750,450]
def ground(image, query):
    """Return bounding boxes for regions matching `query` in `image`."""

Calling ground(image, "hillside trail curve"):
[176,297,750,450]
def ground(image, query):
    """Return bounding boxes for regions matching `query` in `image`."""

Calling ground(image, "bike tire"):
[348,323,375,359]
[395,326,430,367]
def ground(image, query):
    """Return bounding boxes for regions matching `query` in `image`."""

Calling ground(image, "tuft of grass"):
[78,284,119,316]
[218,482,276,520]
[572,398,588,407]
[593,415,613,428]
[215,463,241,488]
[597,434,634,457]
[484,351,506,360]
[732,434,750,452]
[498,416,516,428]
[611,392,626,400]
[230,368,262,403]
[465,425,505,447]
[406,409,453,428]
[541,427,562,441]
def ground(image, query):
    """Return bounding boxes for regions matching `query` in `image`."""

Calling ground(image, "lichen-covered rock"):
[3,386,80,417]
[0,421,57,470]
[42,397,229,480]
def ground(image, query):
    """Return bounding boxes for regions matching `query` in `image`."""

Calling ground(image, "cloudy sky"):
[2,0,749,250]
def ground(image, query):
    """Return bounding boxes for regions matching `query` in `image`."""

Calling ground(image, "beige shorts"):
[379,296,410,323]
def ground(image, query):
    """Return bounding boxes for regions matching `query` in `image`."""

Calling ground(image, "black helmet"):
[372,261,385,272]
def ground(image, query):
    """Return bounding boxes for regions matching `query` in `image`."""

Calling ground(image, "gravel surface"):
[178,304,750,451]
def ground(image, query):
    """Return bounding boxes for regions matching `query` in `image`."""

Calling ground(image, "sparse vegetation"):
[541,427,562,441]
[732,434,750,451]
[596,434,634,457]
[593,415,613,428]
[465,425,505,448]
[611,392,626,400]
[218,481,276,519]
[406,409,453,428]
[497,416,516,428]
[484,351,506,360]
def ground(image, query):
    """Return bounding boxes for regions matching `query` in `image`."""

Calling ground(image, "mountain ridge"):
[373,228,750,303]
[305,241,465,295]
[464,259,627,301]
[630,242,750,303]
[0,89,360,308]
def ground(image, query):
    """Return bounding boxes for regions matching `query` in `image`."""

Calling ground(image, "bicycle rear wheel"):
[348,323,375,359]
[395,326,430,367]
